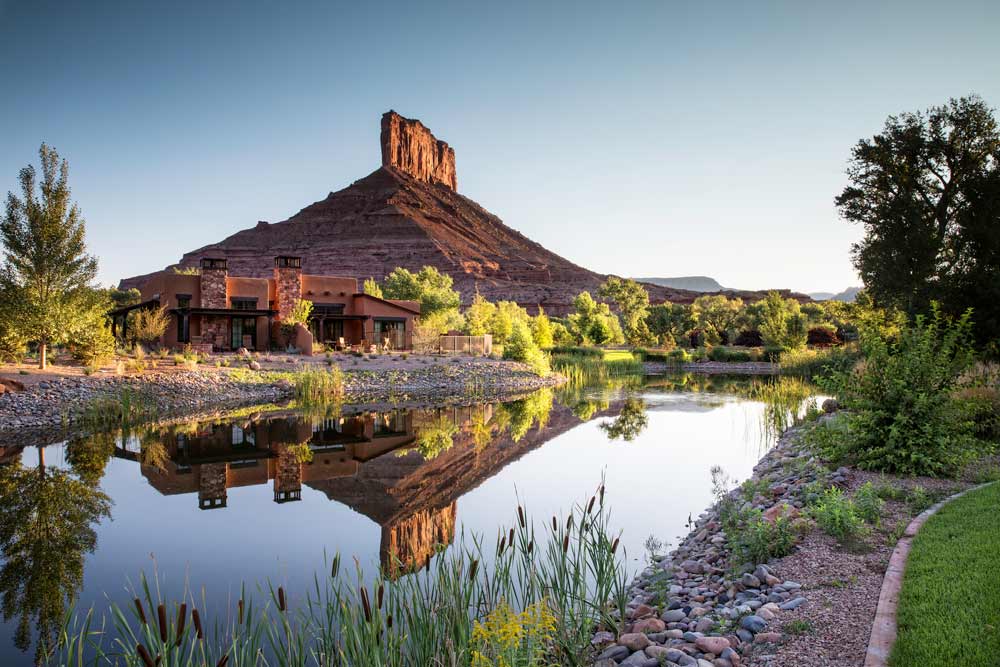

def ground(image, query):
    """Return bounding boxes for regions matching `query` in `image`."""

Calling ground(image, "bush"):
[503,320,550,377]
[807,324,841,347]
[809,487,866,540]
[819,307,985,476]
[734,330,764,347]
[668,348,691,363]
[729,512,796,564]
[762,346,784,362]
[708,346,753,363]
[548,345,602,358]
[853,482,885,525]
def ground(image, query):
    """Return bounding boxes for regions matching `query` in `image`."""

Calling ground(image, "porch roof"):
[171,307,278,317]
[108,298,160,317]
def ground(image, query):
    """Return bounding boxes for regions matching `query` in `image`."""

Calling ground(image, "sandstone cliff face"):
[380,111,457,191]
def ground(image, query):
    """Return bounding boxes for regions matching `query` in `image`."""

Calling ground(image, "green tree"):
[646,302,693,347]
[462,292,496,336]
[382,266,461,317]
[691,295,743,344]
[280,298,314,347]
[530,308,554,349]
[503,319,550,376]
[0,286,29,362]
[1,144,100,368]
[758,292,808,350]
[363,277,383,298]
[132,306,170,349]
[567,291,624,346]
[599,397,649,442]
[599,277,653,345]
[0,447,112,664]
[836,95,1000,345]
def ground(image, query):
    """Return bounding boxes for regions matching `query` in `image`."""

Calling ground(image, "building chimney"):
[273,256,302,319]
[199,258,228,309]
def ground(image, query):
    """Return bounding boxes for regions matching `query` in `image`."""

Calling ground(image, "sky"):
[1,0,998,293]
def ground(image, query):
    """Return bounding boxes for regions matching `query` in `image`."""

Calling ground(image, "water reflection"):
[0,372,817,664]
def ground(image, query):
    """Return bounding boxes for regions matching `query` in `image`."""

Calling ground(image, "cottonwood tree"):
[836,95,1000,344]
[599,277,653,345]
[1,145,99,368]
[382,266,461,317]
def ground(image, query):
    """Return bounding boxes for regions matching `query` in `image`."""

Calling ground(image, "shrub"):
[294,367,345,403]
[807,324,841,347]
[548,345,602,358]
[708,346,753,363]
[734,329,764,347]
[809,487,865,540]
[853,482,885,525]
[819,307,984,476]
[668,348,691,363]
[727,510,796,564]
[762,346,784,362]
[503,320,550,377]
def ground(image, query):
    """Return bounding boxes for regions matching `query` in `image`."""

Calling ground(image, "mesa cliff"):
[120,111,805,312]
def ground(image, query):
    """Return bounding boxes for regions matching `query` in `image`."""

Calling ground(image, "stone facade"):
[274,445,303,494]
[201,316,228,349]
[274,266,302,320]
[200,267,228,309]
[198,463,228,509]
[380,110,457,191]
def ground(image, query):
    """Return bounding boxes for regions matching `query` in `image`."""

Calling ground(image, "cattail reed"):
[527,540,534,554]
[497,535,506,555]
[562,534,570,554]
[157,604,167,643]
[387,613,393,629]
[599,484,605,505]
[517,505,525,527]
[552,516,558,532]
[508,527,514,548]
[331,554,340,578]
[278,587,286,612]
[134,599,148,626]
[567,514,574,531]
[377,583,384,609]
[216,655,230,667]
[360,586,373,622]
[611,537,620,554]
[469,558,479,581]
[175,603,187,645]
[238,599,244,625]
[136,644,155,667]
[192,608,203,640]
[587,495,596,514]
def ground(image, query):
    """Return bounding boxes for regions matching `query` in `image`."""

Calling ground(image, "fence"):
[437,334,493,357]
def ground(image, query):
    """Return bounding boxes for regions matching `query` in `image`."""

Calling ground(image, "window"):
[231,298,258,311]
[176,294,191,309]
[200,258,227,270]
[275,256,301,268]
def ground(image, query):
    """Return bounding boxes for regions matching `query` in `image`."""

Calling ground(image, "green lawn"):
[601,349,636,362]
[890,481,1000,666]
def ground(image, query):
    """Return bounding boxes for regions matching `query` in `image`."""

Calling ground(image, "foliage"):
[413,412,460,460]
[0,286,30,362]
[711,466,798,565]
[1,144,100,368]
[691,295,743,345]
[708,346,754,363]
[819,306,986,476]
[808,487,866,540]
[778,345,862,380]
[807,324,841,347]
[646,302,694,347]
[853,482,885,525]
[382,266,461,317]
[530,308,554,349]
[362,277,383,298]
[293,367,345,404]
[503,319,550,377]
[836,95,1000,347]
[280,298,314,346]
[566,292,624,346]
[758,292,808,351]
[463,292,496,336]
[599,277,653,345]
[548,345,603,358]
[132,307,170,348]
[470,598,556,667]
[890,482,1000,666]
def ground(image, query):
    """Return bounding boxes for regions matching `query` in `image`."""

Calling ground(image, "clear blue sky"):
[2,0,998,293]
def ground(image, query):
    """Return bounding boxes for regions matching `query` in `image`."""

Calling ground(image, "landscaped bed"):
[889,481,1000,666]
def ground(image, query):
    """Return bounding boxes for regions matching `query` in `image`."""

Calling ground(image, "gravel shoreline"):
[593,413,975,667]
[0,359,562,447]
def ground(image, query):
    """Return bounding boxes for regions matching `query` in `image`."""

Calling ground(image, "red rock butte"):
[120,111,804,312]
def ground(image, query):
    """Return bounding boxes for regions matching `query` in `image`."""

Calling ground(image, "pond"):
[0,373,815,665]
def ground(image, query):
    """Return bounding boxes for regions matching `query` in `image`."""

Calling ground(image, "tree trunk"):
[38,342,47,370]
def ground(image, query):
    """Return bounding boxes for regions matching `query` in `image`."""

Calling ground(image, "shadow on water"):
[0,370,818,664]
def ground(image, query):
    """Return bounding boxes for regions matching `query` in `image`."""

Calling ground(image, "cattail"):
[468,559,479,581]
[386,613,393,629]
[238,599,244,625]
[611,537,620,554]
[587,496,596,514]
[599,485,605,505]
[377,584,384,610]
[527,540,534,554]
[157,604,167,643]
[192,608,204,640]
[508,528,514,548]
[566,515,574,531]
[552,516,558,532]
[278,587,286,612]
[497,535,506,555]
[517,506,525,528]
[562,534,570,554]
[175,603,187,646]
[360,586,372,622]
[216,655,230,667]
[331,554,341,579]
[136,644,155,667]
[134,599,148,626]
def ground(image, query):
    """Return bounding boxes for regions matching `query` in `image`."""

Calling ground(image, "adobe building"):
[111,256,419,351]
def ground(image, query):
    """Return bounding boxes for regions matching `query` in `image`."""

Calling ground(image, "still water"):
[0,374,804,665]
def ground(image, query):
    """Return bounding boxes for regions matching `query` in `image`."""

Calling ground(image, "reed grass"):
[50,489,627,667]
[551,355,643,387]
[293,367,345,404]
[76,388,159,434]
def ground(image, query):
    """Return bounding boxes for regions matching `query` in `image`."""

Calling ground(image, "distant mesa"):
[120,112,807,312]
[807,287,860,302]
[635,276,724,293]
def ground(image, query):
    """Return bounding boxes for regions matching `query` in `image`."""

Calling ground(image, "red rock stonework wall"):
[198,463,228,503]
[274,267,301,319]
[380,111,457,191]
[200,268,228,309]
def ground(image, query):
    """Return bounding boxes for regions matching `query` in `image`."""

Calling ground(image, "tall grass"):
[740,377,819,445]
[50,490,627,667]
[551,355,643,387]
[778,345,860,380]
[75,388,159,434]
[293,367,345,404]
